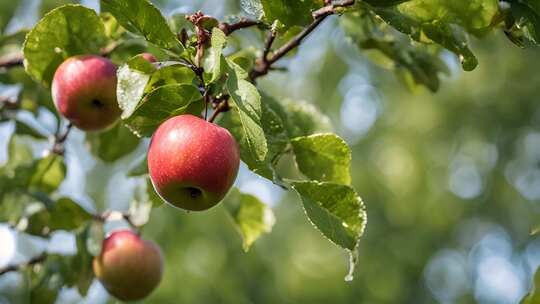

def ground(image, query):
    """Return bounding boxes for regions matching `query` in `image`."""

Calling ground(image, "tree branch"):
[208,98,230,123]
[0,253,47,276]
[0,54,23,70]
[51,122,73,155]
[219,19,261,35]
[250,0,356,81]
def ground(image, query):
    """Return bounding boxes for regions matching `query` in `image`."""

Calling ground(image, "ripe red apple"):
[93,230,163,301]
[51,55,121,131]
[140,52,157,63]
[148,114,240,211]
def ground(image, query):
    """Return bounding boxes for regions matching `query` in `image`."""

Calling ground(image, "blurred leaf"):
[29,256,62,304]
[292,133,352,185]
[147,178,165,207]
[73,224,95,296]
[223,188,275,252]
[23,4,107,86]
[261,0,322,27]
[86,221,104,257]
[39,0,76,17]
[86,122,140,162]
[26,197,92,235]
[291,181,367,250]
[124,83,203,137]
[283,101,333,137]
[396,0,499,34]
[127,156,148,177]
[522,266,540,304]
[0,2,18,34]
[508,2,540,46]
[117,54,157,119]
[100,0,184,52]
[128,181,156,226]
[29,154,66,193]
[14,120,48,139]
[225,62,268,165]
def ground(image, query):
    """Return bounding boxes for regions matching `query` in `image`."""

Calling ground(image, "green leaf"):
[522,266,540,304]
[225,62,268,164]
[508,2,540,46]
[0,1,19,34]
[291,133,352,185]
[86,122,140,162]
[124,84,203,137]
[22,4,107,86]
[223,188,275,252]
[146,63,197,90]
[261,0,322,27]
[14,120,48,139]
[26,197,92,235]
[28,154,66,193]
[206,28,228,83]
[220,95,288,180]
[100,0,184,52]
[86,221,104,257]
[127,156,148,177]
[283,101,333,137]
[117,55,158,119]
[72,224,95,296]
[147,178,165,207]
[291,181,367,250]
[396,0,499,34]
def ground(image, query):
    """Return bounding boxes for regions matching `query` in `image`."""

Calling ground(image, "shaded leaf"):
[86,122,140,162]
[223,188,275,251]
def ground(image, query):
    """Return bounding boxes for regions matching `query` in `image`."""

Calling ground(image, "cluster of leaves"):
[0,0,538,301]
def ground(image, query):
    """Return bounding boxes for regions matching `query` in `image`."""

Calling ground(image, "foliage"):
[0,0,539,302]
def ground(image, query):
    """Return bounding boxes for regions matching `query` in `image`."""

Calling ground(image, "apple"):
[51,55,121,131]
[148,114,240,211]
[93,230,163,301]
[140,52,157,63]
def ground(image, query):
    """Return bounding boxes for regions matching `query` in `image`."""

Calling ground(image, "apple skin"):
[93,230,163,301]
[140,52,157,63]
[51,55,121,131]
[148,114,240,211]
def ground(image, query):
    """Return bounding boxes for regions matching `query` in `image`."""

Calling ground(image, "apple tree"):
[0,0,539,302]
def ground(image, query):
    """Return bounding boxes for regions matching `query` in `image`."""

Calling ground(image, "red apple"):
[51,55,121,131]
[93,230,163,301]
[140,52,157,63]
[148,114,240,211]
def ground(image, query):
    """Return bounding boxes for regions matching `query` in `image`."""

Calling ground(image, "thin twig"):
[51,122,73,155]
[208,100,230,123]
[219,19,261,35]
[250,0,355,81]
[0,54,23,69]
[0,253,47,276]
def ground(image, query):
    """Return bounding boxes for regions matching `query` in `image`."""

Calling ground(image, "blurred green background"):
[1,0,540,303]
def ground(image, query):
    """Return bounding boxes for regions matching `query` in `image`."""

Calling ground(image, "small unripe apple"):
[140,52,157,63]
[148,114,240,211]
[51,55,121,131]
[93,230,163,301]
